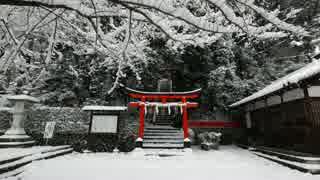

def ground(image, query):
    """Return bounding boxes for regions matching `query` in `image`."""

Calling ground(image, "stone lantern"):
[0,95,39,148]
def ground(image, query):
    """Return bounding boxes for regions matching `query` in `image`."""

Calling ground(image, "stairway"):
[0,145,73,179]
[143,126,184,149]
[249,146,320,174]
[154,114,175,125]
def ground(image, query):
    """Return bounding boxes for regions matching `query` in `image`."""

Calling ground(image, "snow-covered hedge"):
[0,105,139,152]
[26,105,90,134]
[0,109,11,134]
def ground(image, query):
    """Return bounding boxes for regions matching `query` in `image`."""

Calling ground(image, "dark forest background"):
[0,0,319,113]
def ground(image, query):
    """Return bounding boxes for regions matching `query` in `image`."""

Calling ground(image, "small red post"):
[182,97,188,139]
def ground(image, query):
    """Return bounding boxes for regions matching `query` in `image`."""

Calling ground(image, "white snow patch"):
[6,146,320,180]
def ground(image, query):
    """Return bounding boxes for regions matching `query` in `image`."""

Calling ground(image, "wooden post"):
[263,98,268,144]
[303,86,313,126]
[280,93,286,130]
[303,86,312,147]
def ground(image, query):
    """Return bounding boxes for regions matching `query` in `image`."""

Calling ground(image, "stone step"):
[143,143,184,149]
[0,145,70,166]
[0,140,35,148]
[253,152,320,174]
[143,139,184,143]
[144,133,183,137]
[145,127,180,130]
[145,125,176,129]
[252,147,320,164]
[145,127,180,131]
[144,129,182,133]
[154,123,173,126]
[0,165,24,179]
[0,146,73,177]
[144,136,183,139]
[255,146,320,157]
[144,130,182,133]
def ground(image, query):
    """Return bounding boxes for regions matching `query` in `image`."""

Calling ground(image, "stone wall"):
[0,105,139,151]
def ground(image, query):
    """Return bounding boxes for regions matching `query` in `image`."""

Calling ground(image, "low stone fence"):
[0,105,139,152]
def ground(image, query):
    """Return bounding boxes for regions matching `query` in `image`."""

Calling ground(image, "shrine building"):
[230,60,320,154]
[126,79,240,148]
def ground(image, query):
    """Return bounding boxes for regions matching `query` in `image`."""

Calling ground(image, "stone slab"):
[7,95,40,103]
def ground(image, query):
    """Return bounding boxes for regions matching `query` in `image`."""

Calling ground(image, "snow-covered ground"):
[5,146,320,180]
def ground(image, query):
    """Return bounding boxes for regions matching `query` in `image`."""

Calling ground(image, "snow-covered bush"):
[87,135,117,152]
[118,134,136,152]
[117,114,138,152]
[71,138,88,153]
[198,131,222,150]
[21,106,138,152]
[0,109,11,134]
[25,105,89,134]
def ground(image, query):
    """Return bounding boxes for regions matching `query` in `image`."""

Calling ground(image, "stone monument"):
[0,95,39,148]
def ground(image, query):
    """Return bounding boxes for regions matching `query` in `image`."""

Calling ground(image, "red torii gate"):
[126,87,201,147]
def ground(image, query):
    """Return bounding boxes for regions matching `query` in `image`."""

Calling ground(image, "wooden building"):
[230,60,320,154]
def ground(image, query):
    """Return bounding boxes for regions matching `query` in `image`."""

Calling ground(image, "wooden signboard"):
[90,115,118,133]
[44,121,56,139]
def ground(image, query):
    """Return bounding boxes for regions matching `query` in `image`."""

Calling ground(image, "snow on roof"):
[7,95,40,103]
[125,87,202,95]
[230,60,320,107]
[82,106,127,111]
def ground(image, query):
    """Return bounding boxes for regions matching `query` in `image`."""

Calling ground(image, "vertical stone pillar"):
[0,95,39,148]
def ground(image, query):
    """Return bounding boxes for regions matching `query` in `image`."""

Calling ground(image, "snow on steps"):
[237,144,320,173]
[143,143,184,148]
[0,145,73,179]
[144,136,183,139]
[143,126,184,149]
[144,133,183,136]
[253,147,320,164]
[143,139,184,143]
[253,151,320,174]
[144,129,181,133]
[0,166,25,179]
[144,125,178,130]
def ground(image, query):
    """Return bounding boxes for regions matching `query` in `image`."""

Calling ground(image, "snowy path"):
[6,146,320,180]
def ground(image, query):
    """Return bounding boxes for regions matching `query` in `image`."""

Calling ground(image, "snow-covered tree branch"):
[0,0,316,102]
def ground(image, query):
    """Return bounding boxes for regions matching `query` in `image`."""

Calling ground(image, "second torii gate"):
[126,87,201,148]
